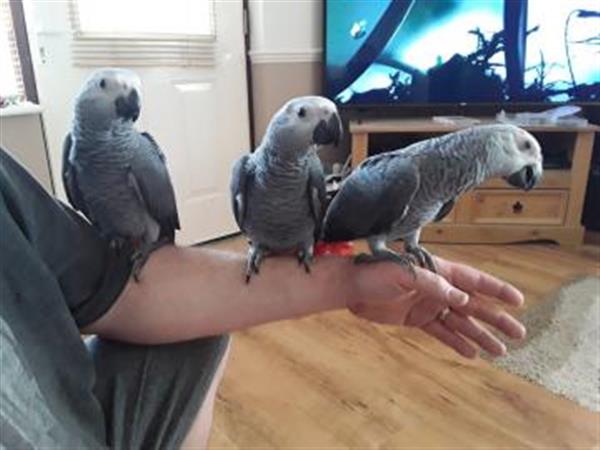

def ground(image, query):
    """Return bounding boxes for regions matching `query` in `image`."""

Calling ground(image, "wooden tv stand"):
[349,118,599,246]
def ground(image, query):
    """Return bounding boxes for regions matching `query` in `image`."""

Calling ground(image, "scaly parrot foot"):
[245,247,265,284]
[405,245,437,273]
[353,250,416,278]
[131,237,172,282]
[297,247,313,274]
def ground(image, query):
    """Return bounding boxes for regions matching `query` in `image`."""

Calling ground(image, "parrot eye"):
[524,140,531,150]
[297,107,306,118]
[99,79,106,89]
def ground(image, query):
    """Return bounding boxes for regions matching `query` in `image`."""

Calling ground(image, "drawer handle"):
[512,201,524,214]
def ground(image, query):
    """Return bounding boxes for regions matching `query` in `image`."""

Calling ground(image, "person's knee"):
[180,337,231,449]
[177,334,230,368]
[87,334,231,449]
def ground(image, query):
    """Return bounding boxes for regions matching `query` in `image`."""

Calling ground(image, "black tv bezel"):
[320,0,599,115]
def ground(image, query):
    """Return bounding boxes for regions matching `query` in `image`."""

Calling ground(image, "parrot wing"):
[61,133,91,218]
[307,153,327,240]
[230,153,254,233]
[323,154,420,242]
[129,132,180,240]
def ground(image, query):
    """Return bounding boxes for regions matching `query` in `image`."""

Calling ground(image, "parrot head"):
[265,96,342,156]
[74,68,142,129]
[485,124,543,191]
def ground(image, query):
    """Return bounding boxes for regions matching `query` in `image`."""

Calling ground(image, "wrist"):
[322,254,360,311]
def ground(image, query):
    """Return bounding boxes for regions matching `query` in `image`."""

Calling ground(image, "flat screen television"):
[324,0,600,106]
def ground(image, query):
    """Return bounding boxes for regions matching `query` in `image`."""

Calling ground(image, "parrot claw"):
[297,247,314,274]
[245,246,264,283]
[405,245,437,273]
[354,251,417,278]
[353,253,376,264]
[131,250,150,282]
[131,237,172,282]
[245,261,260,284]
[109,237,128,254]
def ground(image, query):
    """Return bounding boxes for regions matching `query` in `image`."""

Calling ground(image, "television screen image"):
[325,0,600,105]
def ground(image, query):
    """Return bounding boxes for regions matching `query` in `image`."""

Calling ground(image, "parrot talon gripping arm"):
[353,250,417,279]
[297,246,314,274]
[245,246,265,284]
[131,237,172,282]
[109,236,128,254]
[405,245,437,273]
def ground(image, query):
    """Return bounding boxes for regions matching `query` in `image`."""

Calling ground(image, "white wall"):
[248,0,322,62]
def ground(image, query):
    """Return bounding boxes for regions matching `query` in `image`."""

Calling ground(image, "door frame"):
[242,0,256,148]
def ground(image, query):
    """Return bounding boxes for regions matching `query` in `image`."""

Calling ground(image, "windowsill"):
[0,102,43,118]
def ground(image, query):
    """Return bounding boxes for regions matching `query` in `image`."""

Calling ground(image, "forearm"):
[84,245,355,343]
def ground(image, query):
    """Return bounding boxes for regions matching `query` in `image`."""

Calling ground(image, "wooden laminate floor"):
[206,237,600,449]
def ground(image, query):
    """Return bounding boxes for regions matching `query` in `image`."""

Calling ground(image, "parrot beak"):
[313,113,342,146]
[115,89,140,122]
[506,165,541,191]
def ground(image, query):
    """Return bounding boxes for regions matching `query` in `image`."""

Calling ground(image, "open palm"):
[348,257,526,358]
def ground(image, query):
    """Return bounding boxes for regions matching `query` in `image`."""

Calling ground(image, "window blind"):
[0,0,25,100]
[69,0,217,67]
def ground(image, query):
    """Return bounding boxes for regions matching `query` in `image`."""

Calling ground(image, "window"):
[74,0,214,37]
[0,0,24,100]
[70,0,216,67]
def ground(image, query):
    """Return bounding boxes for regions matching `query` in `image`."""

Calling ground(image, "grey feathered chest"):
[388,143,488,239]
[71,131,149,238]
[244,154,315,250]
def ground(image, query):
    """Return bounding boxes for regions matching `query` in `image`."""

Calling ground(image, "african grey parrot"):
[323,124,543,272]
[62,68,179,280]
[230,96,342,282]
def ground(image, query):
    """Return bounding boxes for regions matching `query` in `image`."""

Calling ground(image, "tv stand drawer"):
[459,190,568,225]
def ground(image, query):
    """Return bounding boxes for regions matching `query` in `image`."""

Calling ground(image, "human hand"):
[347,257,526,358]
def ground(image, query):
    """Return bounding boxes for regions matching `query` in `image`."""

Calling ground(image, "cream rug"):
[491,276,600,412]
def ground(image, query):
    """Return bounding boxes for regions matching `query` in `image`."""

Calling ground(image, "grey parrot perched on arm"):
[230,96,342,282]
[62,68,180,280]
[323,124,543,273]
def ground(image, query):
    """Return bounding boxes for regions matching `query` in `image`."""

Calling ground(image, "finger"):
[423,321,478,359]
[401,267,469,308]
[456,295,526,340]
[443,310,507,356]
[442,260,524,307]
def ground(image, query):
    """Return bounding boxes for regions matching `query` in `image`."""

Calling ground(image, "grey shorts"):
[0,333,229,450]
[86,335,230,450]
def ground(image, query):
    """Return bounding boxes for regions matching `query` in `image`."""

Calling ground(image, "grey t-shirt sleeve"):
[0,147,133,327]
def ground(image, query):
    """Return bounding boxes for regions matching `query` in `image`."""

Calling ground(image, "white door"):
[26,0,250,244]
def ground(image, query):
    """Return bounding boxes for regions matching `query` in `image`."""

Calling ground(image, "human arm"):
[83,245,467,341]
[84,245,525,358]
